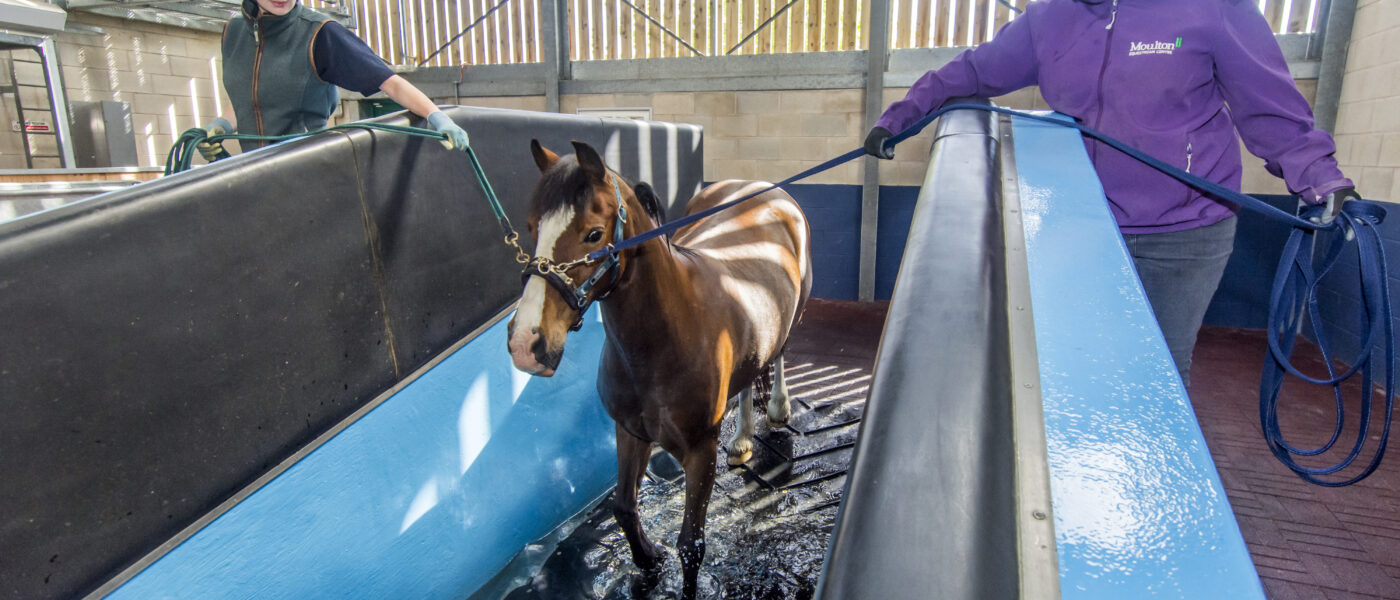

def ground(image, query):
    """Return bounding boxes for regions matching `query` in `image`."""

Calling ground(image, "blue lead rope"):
[586,102,1393,486]
[590,102,1337,263]
[1262,202,1394,486]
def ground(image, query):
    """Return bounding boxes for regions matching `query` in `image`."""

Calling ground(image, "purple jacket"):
[876,0,1352,233]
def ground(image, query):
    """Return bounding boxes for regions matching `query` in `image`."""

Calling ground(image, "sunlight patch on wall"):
[399,478,439,534]
[458,374,491,475]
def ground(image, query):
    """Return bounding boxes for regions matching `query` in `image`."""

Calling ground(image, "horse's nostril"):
[531,337,562,370]
[531,326,540,335]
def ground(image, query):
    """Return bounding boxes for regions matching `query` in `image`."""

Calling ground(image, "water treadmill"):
[0,103,1264,599]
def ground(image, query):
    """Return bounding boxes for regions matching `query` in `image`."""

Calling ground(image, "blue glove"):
[427,111,470,151]
[198,117,233,162]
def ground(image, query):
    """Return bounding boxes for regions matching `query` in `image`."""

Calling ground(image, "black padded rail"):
[816,101,1022,598]
[0,107,701,600]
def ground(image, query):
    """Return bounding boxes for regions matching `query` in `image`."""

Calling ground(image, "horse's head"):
[508,139,647,377]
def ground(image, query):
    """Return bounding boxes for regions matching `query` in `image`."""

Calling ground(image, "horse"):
[506,140,812,597]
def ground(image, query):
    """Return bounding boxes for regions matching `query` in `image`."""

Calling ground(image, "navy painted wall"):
[1202,195,1298,329]
[761,181,1394,382]
[1304,207,1400,380]
[1203,194,1398,385]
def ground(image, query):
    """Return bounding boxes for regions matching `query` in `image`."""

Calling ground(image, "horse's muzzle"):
[507,321,562,377]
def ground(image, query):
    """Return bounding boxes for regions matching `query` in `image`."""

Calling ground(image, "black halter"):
[520,174,629,332]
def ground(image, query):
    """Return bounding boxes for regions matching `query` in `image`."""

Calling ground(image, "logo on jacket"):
[1128,37,1182,56]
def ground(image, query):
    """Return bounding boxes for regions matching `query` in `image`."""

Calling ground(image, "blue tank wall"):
[106,310,616,600]
[1013,114,1266,599]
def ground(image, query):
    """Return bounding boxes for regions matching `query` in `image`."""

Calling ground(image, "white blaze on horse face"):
[510,205,575,374]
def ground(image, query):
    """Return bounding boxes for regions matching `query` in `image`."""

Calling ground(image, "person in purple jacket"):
[865,0,1359,386]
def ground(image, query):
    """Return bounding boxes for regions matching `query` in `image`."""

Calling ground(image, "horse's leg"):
[613,423,663,571]
[766,354,793,427]
[725,388,755,465]
[678,439,718,599]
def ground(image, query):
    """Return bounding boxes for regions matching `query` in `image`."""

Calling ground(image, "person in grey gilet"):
[201,0,468,157]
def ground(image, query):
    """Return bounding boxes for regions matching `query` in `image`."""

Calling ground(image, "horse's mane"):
[632,182,666,226]
[533,156,666,227]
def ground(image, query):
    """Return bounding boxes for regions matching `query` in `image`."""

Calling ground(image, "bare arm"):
[379,74,470,150]
[378,75,440,119]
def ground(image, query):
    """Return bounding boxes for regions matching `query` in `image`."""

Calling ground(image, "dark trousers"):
[1122,215,1237,388]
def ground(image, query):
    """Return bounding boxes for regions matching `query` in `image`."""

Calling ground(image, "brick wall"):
[1333,0,1399,203]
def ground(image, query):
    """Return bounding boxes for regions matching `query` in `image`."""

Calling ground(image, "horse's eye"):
[585,229,604,244]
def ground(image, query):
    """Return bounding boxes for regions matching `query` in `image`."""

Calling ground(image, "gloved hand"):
[1305,186,1361,227]
[427,111,470,151]
[197,117,233,162]
[863,126,895,160]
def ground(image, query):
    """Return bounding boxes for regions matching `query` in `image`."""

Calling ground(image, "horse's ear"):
[633,182,665,225]
[570,140,607,181]
[530,139,558,172]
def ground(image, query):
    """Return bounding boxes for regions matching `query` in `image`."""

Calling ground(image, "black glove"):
[1306,186,1361,227]
[863,126,895,160]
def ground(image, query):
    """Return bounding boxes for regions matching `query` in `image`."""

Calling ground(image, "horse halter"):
[516,173,629,332]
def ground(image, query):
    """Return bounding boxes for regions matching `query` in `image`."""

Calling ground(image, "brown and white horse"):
[507,140,812,597]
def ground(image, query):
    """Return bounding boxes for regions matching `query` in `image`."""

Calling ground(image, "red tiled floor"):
[1190,326,1400,599]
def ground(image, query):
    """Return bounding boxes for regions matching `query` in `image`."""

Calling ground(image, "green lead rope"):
[164,121,527,264]
[163,122,453,175]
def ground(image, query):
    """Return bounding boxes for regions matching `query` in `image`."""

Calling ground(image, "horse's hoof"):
[726,441,753,466]
[766,404,791,428]
[635,542,666,571]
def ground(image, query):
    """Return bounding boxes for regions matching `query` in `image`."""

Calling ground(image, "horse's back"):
[672,180,812,363]
[673,180,809,258]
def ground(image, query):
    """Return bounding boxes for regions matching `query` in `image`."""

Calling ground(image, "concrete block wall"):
[1333,0,1400,203]
[554,89,867,184]
[51,13,358,167]
[55,13,229,168]
[494,80,1312,191]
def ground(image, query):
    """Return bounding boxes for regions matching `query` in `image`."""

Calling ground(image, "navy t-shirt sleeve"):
[312,21,396,96]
